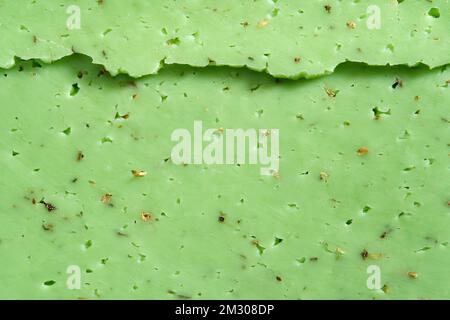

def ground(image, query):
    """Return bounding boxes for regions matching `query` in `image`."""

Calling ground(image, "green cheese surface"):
[0,55,448,299]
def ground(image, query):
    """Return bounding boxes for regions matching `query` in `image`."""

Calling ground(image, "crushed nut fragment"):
[357,147,369,156]
[368,252,384,260]
[257,19,269,28]
[140,212,152,222]
[39,200,56,212]
[381,284,390,294]
[76,151,84,161]
[319,171,329,181]
[361,249,369,260]
[42,223,54,231]
[272,170,280,179]
[132,170,147,177]
[346,21,356,29]
[325,88,338,97]
[101,193,112,203]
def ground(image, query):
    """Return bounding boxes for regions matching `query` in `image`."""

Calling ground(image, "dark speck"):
[361,249,369,260]
[39,200,56,212]
[77,151,84,161]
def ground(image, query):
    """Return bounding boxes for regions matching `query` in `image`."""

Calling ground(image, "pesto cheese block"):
[0,55,448,299]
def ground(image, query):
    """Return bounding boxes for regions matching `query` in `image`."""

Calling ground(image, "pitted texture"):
[0,0,449,78]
